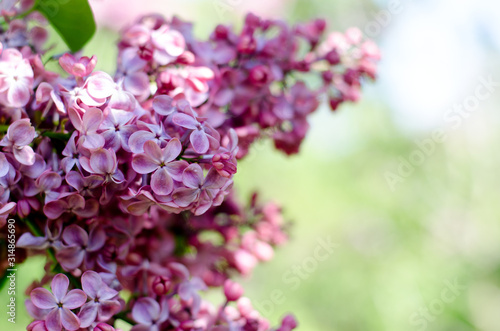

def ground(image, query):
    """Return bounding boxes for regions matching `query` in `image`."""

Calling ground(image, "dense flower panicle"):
[0,3,378,330]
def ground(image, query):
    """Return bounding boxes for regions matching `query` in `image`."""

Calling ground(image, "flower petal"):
[61,308,81,331]
[165,160,188,181]
[82,133,105,150]
[182,164,203,188]
[162,138,181,163]
[82,108,103,132]
[86,72,115,100]
[30,288,57,309]
[0,153,8,177]
[45,308,62,331]
[90,149,115,175]
[81,271,102,299]
[7,81,31,108]
[56,247,85,270]
[88,227,106,252]
[75,199,99,218]
[152,95,176,116]
[98,300,122,320]
[128,131,155,153]
[7,119,35,146]
[190,130,209,154]
[13,145,36,165]
[172,113,198,130]
[143,140,163,163]
[17,232,48,249]
[62,225,88,246]
[43,200,67,219]
[78,302,98,328]
[62,289,87,309]
[51,274,69,303]
[172,187,199,207]
[132,153,159,174]
[151,168,173,196]
[203,167,228,189]
[132,297,159,325]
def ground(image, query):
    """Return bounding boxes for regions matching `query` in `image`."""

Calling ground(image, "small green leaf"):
[34,0,96,52]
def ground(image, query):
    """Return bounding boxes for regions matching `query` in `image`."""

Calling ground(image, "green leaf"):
[34,0,96,52]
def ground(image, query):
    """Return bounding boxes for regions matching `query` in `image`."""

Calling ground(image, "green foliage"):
[34,0,96,52]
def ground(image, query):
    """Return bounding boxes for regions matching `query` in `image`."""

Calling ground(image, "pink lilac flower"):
[173,165,227,215]
[2,9,376,331]
[61,132,82,172]
[131,139,186,195]
[128,121,170,153]
[78,271,121,328]
[0,118,36,165]
[150,24,186,65]
[172,111,219,154]
[30,274,87,331]
[178,277,207,316]
[99,108,136,152]
[56,225,106,270]
[131,297,169,331]
[59,53,97,78]
[68,107,105,150]
[24,170,62,203]
[17,219,63,250]
[65,171,104,197]
[116,48,149,99]
[80,148,125,184]
[0,48,34,108]
[43,193,99,219]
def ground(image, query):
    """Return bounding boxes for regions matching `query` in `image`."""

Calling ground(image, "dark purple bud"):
[325,49,340,65]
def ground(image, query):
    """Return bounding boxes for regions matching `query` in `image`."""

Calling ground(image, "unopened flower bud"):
[224,279,244,301]
[325,49,340,65]
[152,276,172,296]
[281,314,298,329]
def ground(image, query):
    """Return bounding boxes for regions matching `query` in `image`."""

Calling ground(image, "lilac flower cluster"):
[117,14,380,156]
[0,3,378,331]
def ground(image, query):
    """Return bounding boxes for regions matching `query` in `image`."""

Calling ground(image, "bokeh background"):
[3,0,500,330]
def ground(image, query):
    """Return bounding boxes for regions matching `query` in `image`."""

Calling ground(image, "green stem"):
[22,218,43,236]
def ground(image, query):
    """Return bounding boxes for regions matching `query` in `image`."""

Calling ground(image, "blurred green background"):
[3,0,500,330]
